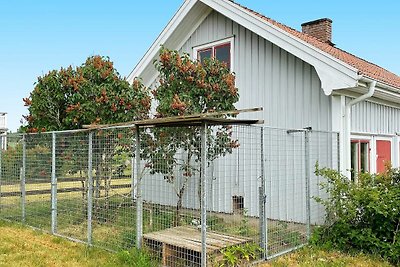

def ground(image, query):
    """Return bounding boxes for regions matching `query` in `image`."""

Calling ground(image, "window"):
[351,140,370,182]
[193,37,234,70]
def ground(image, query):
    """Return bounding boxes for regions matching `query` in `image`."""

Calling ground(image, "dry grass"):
[259,246,393,267]
[0,221,120,267]
[0,220,394,267]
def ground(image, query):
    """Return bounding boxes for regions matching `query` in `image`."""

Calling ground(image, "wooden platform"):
[143,226,251,266]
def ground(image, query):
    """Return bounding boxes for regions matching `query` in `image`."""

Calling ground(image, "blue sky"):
[1,0,399,132]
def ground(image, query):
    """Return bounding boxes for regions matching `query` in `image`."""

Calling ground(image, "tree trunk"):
[175,191,184,227]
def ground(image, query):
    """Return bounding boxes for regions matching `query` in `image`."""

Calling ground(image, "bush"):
[115,247,159,267]
[313,167,400,264]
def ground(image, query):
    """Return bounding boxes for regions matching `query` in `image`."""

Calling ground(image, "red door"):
[376,140,391,173]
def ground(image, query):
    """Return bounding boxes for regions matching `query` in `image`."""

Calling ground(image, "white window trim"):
[350,135,372,177]
[351,134,397,173]
[193,36,235,72]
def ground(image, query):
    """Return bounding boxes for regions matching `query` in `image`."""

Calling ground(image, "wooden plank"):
[143,226,252,253]
[83,107,263,129]
[144,233,203,252]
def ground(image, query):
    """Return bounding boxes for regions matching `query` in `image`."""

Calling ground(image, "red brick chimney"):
[301,18,333,45]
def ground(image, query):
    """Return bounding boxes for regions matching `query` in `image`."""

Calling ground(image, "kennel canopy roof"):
[83,108,263,129]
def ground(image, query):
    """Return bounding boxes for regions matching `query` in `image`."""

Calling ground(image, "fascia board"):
[201,0,360,95]
[127,0,198,83]
[334,87,400,109]
[137,4,212,88]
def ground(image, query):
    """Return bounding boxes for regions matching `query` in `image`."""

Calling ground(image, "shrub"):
[115,247,159,267]
[313,167,400,264]
[218,243,263,266]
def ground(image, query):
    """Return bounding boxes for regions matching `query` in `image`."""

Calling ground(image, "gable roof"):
[231,1,400,90]
[128,0,400,96]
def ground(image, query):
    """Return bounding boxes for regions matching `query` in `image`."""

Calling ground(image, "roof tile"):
[230,0,400,89]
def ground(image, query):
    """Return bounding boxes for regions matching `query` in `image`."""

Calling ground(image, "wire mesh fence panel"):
[309,131,340,226]
[140,125,203,267]
[55,131,89,242]
[206,125,263,266]
[0,123,340,265]
[0,134,24,222]
[24,133,52,231]
[91,127,136,250]
[264,127,307,258]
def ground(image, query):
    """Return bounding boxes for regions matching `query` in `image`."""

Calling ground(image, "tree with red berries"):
[22,56,151,217]
[144,48,239,225]
[22,55,150,132]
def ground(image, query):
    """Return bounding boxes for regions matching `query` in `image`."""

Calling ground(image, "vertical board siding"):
[351,98,400,134]
[143,11,334,223]
[178,11,331,131]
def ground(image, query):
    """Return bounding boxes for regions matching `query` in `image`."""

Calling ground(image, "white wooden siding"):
[350,98,400,134]
[178,11,332,131]
[143,11,335,224]
[349,97,400,170]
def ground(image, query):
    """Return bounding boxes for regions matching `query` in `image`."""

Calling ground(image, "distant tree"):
[22,55,150,132]
[21,56,151,218]
[143,48,239,225]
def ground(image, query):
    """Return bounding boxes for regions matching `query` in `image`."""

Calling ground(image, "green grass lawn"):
[0,220,144,267]
[260,246,393,267]
[0,220,393,267]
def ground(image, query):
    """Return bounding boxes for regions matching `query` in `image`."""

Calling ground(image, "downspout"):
[343,80,377,178]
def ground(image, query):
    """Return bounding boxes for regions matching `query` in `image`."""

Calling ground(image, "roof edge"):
[202,0,360,94]
[128,0,380,94]
[127,0,198,83]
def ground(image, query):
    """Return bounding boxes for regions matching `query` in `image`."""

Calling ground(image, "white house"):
[0,112,7,150]
[127,0,400,179]
[126,0,400,223]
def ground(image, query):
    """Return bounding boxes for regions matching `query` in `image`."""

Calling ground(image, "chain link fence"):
[0,124,339,266]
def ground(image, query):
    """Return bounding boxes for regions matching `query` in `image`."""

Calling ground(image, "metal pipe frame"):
[51,132,57,234]
[135,125,143,248]
[87,132,93,245]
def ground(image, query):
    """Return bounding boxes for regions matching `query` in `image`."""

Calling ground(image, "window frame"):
[350,138,371,182]
[193,36,235,72]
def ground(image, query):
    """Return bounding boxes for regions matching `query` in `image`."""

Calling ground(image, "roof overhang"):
[127,0,373,96]
[127,0,213,86]
[334,78,400,106]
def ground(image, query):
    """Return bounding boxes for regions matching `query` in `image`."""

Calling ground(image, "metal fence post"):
[131,131,136,204]
[51,132,57,234]
[200,123,208,267]
[21,134,26,223]
[0,136,2,210]
[304,129,311,241]
[0,135,5,212]
[131,156,135,203]
[259,127,267,259]
[87,132,93,245]
[135,125,143,249]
